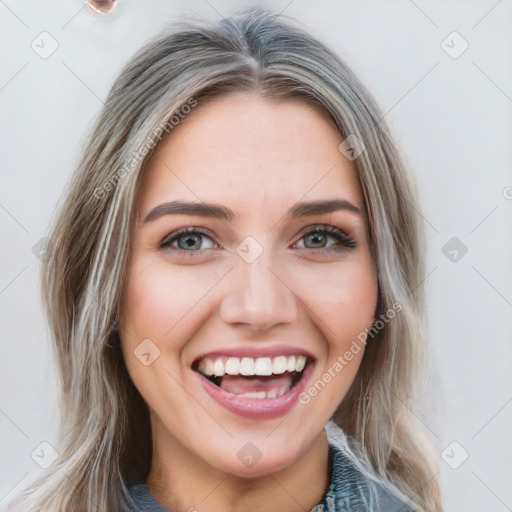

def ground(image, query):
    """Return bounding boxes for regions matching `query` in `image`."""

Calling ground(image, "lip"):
[195,359,315,420]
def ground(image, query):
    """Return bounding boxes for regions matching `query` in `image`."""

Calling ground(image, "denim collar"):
[312,443,369,512]
[314,444,411,512]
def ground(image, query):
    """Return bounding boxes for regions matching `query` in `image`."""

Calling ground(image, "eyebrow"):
[141,198,361,223]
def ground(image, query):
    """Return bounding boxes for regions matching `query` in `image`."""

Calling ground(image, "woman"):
[8,8,442,512]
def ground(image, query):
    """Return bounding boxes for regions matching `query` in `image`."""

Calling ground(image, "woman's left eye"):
[293,225,356,251]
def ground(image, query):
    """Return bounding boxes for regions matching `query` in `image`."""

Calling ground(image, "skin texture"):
[120,93,378,512]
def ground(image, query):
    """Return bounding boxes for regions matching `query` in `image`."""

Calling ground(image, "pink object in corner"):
[87,0,117,16]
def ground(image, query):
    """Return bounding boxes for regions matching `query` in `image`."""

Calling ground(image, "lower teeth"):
[203,374,299,398]
[236,386,290,399]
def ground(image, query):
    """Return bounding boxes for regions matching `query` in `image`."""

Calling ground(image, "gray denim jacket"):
[128,444,412,512]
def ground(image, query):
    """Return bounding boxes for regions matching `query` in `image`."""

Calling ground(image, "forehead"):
[138,93,364,215]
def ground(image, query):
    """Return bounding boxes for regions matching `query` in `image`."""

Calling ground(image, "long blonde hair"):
[8,8,441,511]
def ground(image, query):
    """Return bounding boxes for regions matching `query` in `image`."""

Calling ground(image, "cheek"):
[296,260,378,346]
[120,259,231,383]
[119,260,215,404]
[122,260,211,342]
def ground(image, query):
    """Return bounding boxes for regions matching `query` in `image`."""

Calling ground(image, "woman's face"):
[120,93,378,477]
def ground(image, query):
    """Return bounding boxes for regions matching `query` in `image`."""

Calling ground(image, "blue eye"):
[295,225,356,251]
[160,227,217,252]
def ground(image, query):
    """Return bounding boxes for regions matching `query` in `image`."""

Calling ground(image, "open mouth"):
[192,355,312,399]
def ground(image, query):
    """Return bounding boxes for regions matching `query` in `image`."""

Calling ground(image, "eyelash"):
[159,224,356,255]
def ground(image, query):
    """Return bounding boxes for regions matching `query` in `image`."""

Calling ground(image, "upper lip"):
[191,344,316,366]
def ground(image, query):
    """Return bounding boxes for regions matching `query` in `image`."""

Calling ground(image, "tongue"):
[220,374,293,395]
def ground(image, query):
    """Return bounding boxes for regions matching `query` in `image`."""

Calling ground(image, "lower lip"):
[196,362,315,420]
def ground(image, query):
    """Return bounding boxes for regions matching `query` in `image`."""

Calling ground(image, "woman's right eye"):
[160,227,218,254]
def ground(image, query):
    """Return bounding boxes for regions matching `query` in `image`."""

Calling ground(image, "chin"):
[199,429,317,478]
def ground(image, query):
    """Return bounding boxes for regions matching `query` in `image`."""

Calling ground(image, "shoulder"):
[322,444,413,512]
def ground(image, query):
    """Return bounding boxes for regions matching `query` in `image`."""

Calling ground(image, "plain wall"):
[1,1,511,511]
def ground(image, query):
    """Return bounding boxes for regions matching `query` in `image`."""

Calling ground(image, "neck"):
[146,425,330,512]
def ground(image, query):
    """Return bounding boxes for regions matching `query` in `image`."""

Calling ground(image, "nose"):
[219,255,298,331]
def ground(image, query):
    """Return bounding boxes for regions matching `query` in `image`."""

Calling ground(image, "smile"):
[192,353,314,418]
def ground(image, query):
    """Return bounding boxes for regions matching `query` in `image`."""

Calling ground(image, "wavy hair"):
[8,8,441,512]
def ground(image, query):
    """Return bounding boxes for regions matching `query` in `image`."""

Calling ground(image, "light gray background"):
[1,1,511,511]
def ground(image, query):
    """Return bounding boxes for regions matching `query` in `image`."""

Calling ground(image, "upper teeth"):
[198,355,307,377]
